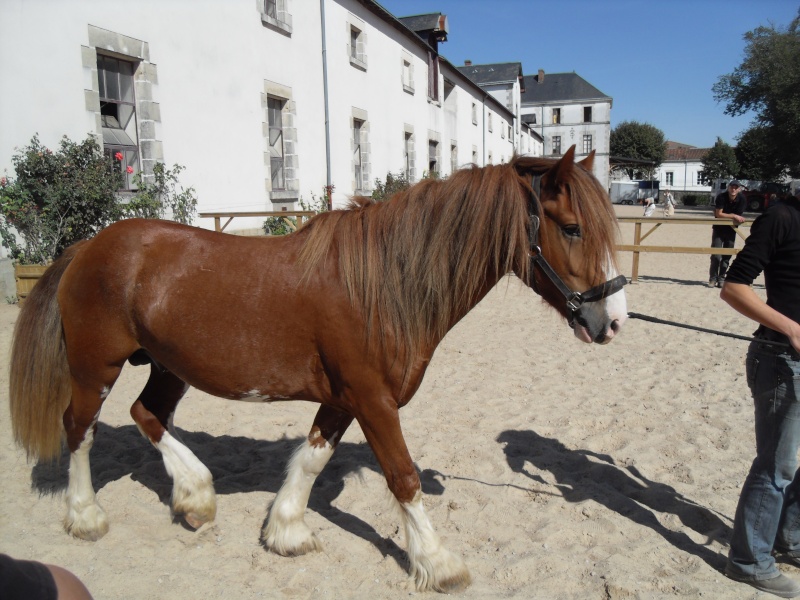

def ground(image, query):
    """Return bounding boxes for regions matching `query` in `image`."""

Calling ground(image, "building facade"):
[0,0,529,232]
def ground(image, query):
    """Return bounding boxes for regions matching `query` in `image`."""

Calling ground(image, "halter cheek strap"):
[527,175,627,323]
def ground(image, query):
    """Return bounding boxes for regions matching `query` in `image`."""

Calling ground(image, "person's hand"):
[734,215,746,224]
[789,322,800,355]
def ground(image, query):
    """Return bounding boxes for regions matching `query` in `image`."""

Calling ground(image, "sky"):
[377,0,798,149]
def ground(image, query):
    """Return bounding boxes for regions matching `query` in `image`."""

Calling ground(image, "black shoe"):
[707,279,717,288]
[716,279,724,288]
[725,569,800,598]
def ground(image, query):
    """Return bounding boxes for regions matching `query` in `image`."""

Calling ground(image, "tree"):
[713,11,800,177]
[701,137,739,182]
[610,121,667,179]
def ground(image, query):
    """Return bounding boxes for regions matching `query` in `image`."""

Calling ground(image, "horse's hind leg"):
[130,363,215,529]
[63,371,122,541]
[263,404,353,555]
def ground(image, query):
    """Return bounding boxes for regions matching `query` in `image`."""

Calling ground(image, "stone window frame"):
[403,124,415,182]
[351,107,370,192]
[427,130,441,177]
[262,80,299,204]
[259,0,292,36]
[83,25,162,186]
[401,51,414,95]
[450,141,458,174]
[472,145,478,165]
[347,16,367,71]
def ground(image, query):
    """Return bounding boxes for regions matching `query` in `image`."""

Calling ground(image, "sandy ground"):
[0,204,783,599]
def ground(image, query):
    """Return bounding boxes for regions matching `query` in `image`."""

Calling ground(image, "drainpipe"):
[319,0,332,206]
[482,93,487,164]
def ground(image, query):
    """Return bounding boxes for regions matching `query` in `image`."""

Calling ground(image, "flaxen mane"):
[297,156,617,360]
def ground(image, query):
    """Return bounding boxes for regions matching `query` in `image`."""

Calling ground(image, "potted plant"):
[0,134,197,302]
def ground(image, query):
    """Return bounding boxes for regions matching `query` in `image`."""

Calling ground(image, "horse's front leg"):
[263,404,353,555]
[356,398,471,593]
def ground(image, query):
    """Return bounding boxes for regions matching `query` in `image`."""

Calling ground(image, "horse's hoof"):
[262,521,323,556]
[65,505,109,541]
[184,512,211,530]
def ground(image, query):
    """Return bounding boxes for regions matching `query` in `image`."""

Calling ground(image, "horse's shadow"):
[31,422,446,569]
[496,429,732,572]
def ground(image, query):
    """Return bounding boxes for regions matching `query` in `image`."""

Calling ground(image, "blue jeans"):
[727,342,800,580]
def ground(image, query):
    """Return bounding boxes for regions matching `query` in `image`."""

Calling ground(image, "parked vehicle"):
[743,182,791,211]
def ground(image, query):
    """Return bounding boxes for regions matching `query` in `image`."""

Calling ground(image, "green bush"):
[681,194,713,207]
[371,171,411,202]
[0,134,198,264]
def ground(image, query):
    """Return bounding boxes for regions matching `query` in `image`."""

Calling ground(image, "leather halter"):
[528,175,627,326]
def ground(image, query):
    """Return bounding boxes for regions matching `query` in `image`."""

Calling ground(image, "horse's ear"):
[579,150,595,172]
[546,145,577,186]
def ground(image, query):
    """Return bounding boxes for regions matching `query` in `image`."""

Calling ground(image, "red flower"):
[0,177,7,187]
[126,166,134,174]
[115,152,123,161]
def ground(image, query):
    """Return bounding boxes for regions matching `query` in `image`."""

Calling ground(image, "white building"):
[0,0,525,232]
[520,70,612,190]
[657,142,712,197]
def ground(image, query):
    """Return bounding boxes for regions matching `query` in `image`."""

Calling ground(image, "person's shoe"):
[707,279,717,288]
[716,279,724,288]
[775,546,800,568]
[725,569,800,598]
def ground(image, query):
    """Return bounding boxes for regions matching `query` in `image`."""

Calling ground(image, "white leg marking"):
[65,425,109,540]
[263,434,336,555]
[156,431,216,528]
[401,491,471,592]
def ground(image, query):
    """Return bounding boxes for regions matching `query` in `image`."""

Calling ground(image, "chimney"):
[464,60,472,66]
[538,69,544,83]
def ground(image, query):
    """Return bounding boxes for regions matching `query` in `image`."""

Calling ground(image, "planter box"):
[14,264,48,304]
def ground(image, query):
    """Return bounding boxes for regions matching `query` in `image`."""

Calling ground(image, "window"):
[349,25,366,70]
[552,135,561,155]
[428,140,439,175]
[697,172,709,185]
[427,51,439,101]
[488,151,493,164]
[450,144,457,174]
[488,112,493,132]
[402,58,414,93]
[666,172,674,186]
[584,106,592,122]
[582,134,592,154]
[552,108,561,124]
[471,102,477,125]
[267,97,285,190]
[508,125,513,142]
[530,114,537,125]
[353,119,364,190]
[260,0,292,34]
[404,132,414,181]
[472,147,478,164]
[98,54,139,191]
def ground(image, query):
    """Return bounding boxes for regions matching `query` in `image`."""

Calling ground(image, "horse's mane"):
[296,155,617,361]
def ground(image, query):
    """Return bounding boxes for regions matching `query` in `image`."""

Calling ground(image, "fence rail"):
[198,211,316,233]
[617,217,753,283]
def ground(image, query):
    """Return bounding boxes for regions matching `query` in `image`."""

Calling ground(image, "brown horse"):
[9,146,627,592]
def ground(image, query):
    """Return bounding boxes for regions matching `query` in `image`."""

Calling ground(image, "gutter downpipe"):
[482,93,487,164]
[320,0,332,205]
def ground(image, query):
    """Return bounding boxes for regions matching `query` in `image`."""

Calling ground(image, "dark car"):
[743,182,791,211]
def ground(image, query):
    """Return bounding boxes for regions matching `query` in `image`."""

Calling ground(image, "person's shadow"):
[497,429,732,571]
[29,422,446,569]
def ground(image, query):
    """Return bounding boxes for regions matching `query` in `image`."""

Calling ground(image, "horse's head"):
[515,146,628,344]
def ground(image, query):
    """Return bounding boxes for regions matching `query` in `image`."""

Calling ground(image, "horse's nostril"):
[610,319,620,333]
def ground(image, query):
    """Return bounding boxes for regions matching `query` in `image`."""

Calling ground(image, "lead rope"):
[627,312,792,349]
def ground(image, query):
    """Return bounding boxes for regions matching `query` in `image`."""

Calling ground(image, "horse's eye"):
[562,225,582,238]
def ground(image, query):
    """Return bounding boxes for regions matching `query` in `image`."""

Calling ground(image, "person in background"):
[663,188,676,217]
[709,179,747,288]
[642,196,656,217]
[721,188,800,598]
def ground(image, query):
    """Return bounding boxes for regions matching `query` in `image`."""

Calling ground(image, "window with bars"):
[268,97,285,190]
[582,134,592,154]
[666,172,674,186]
[98,54,139,190]
[428,140,438,175]
[353,119,364,190]
[552,136,562,155]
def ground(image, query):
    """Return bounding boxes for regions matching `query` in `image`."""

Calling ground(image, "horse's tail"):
[9,242,85,461]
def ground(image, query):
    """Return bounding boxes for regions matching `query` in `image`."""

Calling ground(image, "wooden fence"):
[617,217,753,283]
[198,211,316,233]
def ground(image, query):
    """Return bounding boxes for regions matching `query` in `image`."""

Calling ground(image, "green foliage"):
[610,121,667,180]
[0,134,198,264]
[126,162,197,224]
[262,187,331,236]
[371,171,411,202]
[713,11,800,177]
[682,194,713,207]
[701,137,739,181]
[735,126,787,181]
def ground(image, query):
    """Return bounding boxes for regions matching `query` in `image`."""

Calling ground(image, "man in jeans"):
[721,189,800,597]
[709,180,747,287]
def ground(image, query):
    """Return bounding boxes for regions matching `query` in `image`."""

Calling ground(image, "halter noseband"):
[528,175,627,326]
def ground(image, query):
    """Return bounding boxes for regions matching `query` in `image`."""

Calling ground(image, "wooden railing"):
[198,211,316,233]
[617,217,753,283]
